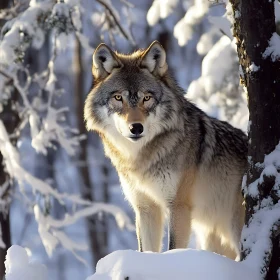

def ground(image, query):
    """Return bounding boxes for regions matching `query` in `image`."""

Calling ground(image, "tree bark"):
[99,163,109,257]
[74,38,104,267]
[230,0,280,278]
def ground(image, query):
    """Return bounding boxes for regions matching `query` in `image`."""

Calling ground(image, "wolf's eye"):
[114,95,122,101]
[144,96,151,102]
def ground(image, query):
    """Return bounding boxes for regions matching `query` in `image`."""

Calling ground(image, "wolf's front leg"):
[169,204,191,250]
[134,198,164,252]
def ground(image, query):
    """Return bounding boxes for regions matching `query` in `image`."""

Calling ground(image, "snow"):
[247,178,259,197]
[263,32,280,62]
[242,143,280,275]
[225,1,234,24]
[88,249,260,280]
[147,0,213,46]
[5,245,48,280]
[52,2,71,18]
[201,36,232,90]
[0,2,52,64]
[196,29,217,55]
[208,15,232,40]
[173,0,209,46]
[264,142,280,168]
[259,165,278,184]
[248,63,260,72]
[147,0,179,26]
[242,201,280,273]
[55,32,69,52]
[187,35,248,131]
[6,246,257,280]
[247,143,280,198]
[0,0,93,64]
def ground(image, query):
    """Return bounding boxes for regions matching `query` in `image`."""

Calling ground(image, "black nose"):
[129,123,143,135]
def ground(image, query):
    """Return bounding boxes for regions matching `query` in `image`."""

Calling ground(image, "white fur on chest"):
[120,170,180,207]
[103,120,180,206]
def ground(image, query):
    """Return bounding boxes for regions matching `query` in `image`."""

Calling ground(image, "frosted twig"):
[34,200,134,265]
[96,0,136,45]
[40,202,135,231]
[122,5,134,46]
[0,67,33,111]
[46,32,58,110]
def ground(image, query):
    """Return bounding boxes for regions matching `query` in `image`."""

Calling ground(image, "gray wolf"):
[84,41,247,259]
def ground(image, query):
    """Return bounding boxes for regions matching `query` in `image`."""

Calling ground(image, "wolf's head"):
[84,41,182,149]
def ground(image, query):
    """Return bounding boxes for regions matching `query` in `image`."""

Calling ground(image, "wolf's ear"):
[92,43,122,79]
[140,41,167,76]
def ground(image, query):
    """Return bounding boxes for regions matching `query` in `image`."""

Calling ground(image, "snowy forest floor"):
[6,245,260,280]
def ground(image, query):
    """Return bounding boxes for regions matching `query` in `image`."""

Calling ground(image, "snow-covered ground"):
[83,249,260,280]
[5,245,260,280]
[5,245,48,280]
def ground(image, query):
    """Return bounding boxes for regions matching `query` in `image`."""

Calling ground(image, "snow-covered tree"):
[230,0,280,278]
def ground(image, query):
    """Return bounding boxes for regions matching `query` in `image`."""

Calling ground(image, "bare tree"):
[74,38,104,266]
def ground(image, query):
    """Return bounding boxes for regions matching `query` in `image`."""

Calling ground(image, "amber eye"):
[114,95,122,101]
[144,96,151,102]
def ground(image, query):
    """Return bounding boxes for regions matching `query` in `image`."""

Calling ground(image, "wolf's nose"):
[129,123,143,135]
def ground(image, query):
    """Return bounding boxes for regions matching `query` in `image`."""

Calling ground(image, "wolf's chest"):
[121,168,180,206]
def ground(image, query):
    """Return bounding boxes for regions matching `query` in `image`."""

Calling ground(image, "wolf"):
[84,41,248,259]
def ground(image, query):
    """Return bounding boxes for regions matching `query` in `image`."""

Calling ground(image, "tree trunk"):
[74,38,103,267]
[230,0,280,278]
[99,163,109,257]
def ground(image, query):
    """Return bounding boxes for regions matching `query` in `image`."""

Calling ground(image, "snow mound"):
[5,245,47,280]
[87,249,260,280]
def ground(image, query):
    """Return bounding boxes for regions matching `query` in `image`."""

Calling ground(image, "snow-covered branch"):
[0,119,134,261]
[34,202,134,263]
[241,143,280,276]
[95,0,135,46]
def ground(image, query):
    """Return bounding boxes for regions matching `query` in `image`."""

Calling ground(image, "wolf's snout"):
[129,123,143,135]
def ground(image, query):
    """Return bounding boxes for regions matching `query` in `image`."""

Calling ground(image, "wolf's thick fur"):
[84,41,247,259]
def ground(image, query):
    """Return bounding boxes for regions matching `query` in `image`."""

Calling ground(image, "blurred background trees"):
[0,0,278,279]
